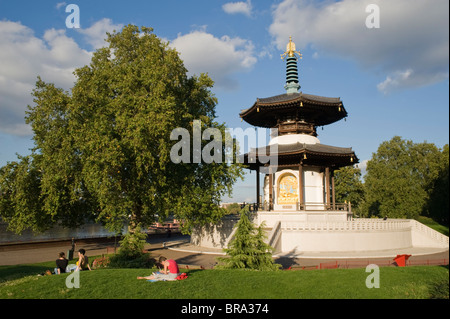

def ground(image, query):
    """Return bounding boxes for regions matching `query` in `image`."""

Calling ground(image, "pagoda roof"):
[239,92,347,128]
[248,142,355,157]
[243,142,358,170]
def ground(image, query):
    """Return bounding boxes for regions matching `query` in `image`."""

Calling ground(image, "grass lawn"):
[0,262,448,299]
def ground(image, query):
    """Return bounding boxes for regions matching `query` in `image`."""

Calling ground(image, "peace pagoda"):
[240,36,358,223]
[190,38,448,256]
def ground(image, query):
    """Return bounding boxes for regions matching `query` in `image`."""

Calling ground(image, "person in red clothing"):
[137,256,180,281]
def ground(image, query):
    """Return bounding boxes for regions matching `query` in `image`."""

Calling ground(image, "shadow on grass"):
[0,258,81,283]
[429,265,449,299]
[0,265,51,282]
[183,269,205,276]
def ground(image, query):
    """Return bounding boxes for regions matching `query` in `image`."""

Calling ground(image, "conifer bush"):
[216,206,280,271]
[108,225,154,268]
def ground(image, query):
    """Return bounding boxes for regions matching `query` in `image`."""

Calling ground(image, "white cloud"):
[377,69,413,94]
[0,21,92,136]
[170,30,257,90]
[55,2,67,10]
[269,0,449,94]
[222,0,253,17]
[357,159,369,176]
[0,20,256,136]
[77,18,123,49]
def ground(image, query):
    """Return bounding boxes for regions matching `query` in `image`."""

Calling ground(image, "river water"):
[0,221,126,245]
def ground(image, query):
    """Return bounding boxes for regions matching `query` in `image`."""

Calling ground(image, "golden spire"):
[281,36,302,60]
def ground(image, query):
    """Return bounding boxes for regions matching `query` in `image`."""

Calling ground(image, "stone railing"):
[410,219,449,247]
[246,202,351,212]
[281,219,412,232]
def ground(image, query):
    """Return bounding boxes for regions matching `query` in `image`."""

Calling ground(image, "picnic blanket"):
[147,272,188,282]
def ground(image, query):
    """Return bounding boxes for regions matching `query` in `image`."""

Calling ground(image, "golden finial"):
[281,36,302,60]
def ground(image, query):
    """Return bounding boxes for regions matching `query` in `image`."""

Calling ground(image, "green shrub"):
[108,253,154,268]
[216,206,280,271]
[108,226,155,268]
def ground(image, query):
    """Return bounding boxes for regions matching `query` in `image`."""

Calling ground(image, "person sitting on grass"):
[76,248,91,271]
[137,256,179,281]
[54,252,69,274]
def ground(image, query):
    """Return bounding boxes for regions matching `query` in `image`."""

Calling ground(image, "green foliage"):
[117,226,147,259]
[424,144,449,225]
[108,226,154,268]
[0,25,243,235]
[362,136,448,220]
[334,166,364,215]
[108,253,153,269]
[217,206,280,271]
[331,137,448,223]
[0,155,49,234]
[224,203,241,215]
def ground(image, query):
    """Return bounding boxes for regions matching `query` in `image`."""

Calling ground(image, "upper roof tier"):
[239,92,347,128]
[240,37,348,129]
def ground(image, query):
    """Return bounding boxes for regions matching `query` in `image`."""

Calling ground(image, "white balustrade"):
[280,219,412,232]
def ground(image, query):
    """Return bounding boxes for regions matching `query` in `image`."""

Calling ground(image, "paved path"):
[0,234,448,269]
[0,235,212,267]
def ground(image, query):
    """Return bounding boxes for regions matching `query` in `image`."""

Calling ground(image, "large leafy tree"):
[425,144,449,225]
[333,165,364,215]
[362,136,445,219]
[0,155,47,234]
[0,25,243,234]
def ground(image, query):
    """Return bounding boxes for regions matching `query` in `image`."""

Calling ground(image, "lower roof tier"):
[242,142,358,170]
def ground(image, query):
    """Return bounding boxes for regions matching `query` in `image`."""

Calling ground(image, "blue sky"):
[0,0,448,203]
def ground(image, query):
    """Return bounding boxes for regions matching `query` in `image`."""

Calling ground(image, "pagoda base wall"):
[280,227,412,253]
[272,219,448,253]
[256,210,350,228]
[189,215,240,249]
[189,215,449,253]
